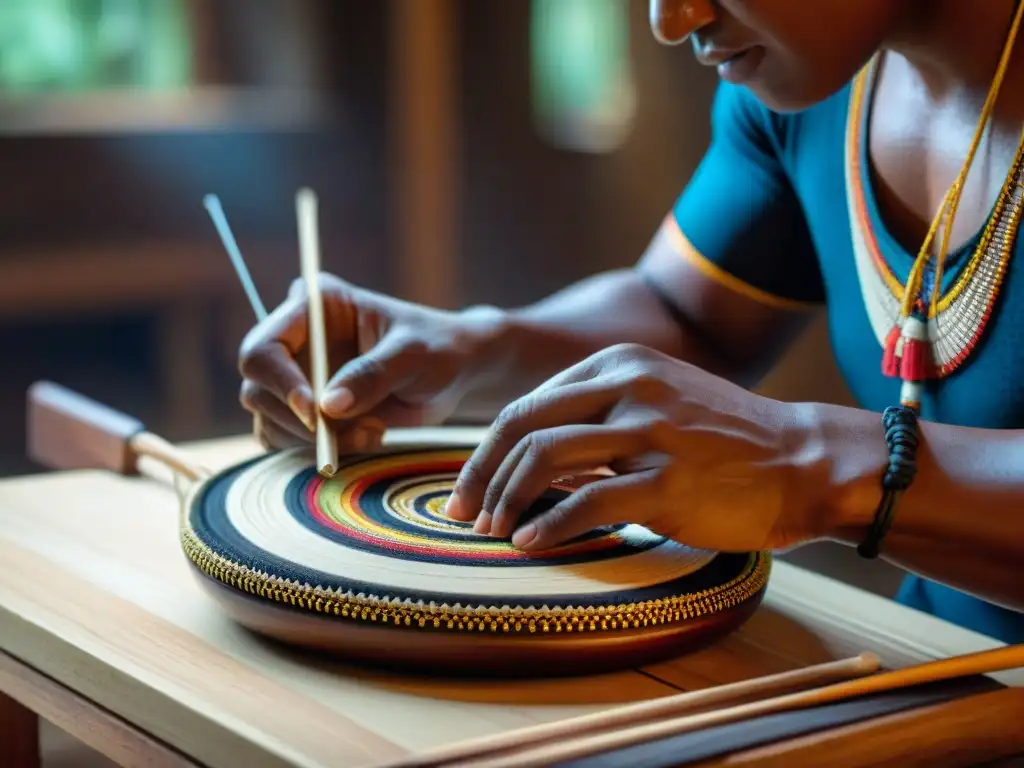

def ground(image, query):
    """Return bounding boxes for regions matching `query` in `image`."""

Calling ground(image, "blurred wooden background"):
[0,0,894,597]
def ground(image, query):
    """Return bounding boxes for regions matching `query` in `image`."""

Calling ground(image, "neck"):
[884,0,1023,100]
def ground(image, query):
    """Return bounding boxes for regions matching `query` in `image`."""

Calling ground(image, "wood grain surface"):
[0,428,1019,768]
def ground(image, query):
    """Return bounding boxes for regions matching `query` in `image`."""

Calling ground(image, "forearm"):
[451,268,727,420]
[812,402,1024,612]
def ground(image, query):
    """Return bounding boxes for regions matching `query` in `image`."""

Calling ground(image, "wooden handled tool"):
[26,380,209,482]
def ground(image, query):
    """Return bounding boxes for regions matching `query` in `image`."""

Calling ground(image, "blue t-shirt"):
[669,71,1024,644]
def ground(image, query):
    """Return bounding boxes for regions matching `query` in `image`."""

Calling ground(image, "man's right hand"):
[237,273,503,451]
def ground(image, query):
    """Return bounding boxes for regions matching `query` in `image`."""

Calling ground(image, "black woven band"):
[857,405,920,559]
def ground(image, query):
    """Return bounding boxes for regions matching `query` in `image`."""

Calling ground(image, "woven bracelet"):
[857,405,920,559]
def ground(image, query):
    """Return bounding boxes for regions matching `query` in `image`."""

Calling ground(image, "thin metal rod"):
[203,193,269,321]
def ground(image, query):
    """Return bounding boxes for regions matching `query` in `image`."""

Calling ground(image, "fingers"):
[446,377,625,522]
[240,273,426,449]
[481,424,650,538]
[511,470,661,550]
[240,380,312,441]
[321,331,429,421]
[238,296,317,430]
[251,402,385,455]
[254,412,310,451]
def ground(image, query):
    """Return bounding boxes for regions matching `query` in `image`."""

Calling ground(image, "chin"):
[742,75,850,115]
[744,85,821,114]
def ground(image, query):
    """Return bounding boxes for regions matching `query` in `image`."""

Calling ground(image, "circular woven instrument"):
[180,447,770,677]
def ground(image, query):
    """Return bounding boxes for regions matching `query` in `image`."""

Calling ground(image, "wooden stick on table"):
[688,686,1024,768]
[296,187,338,477]
[457,644,1024,768]
[394,653,880,768]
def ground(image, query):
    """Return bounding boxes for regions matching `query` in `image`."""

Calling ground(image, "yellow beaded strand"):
[901,1,1024,321]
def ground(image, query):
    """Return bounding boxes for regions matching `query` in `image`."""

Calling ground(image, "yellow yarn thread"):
[900,1,1024,320]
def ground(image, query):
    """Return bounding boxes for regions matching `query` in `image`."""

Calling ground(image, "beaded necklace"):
[845,2,1024,411]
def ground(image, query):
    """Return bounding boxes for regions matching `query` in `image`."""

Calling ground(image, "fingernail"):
[287,388,316,431]
[473,510,492,535]
[444,496,459,519]
[444,493,466,521]
[512,523,537,549]
[321,386,355,418]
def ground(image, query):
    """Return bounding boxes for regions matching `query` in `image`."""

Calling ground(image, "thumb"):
[320,332,427,420]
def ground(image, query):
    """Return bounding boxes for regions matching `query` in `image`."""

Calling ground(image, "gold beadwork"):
[179,505,770,635]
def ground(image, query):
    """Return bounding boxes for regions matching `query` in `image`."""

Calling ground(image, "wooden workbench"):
[0,430,1020,767]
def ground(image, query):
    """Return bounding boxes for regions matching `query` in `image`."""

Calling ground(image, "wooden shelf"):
[0,87,331,136]
[0,243,239,317]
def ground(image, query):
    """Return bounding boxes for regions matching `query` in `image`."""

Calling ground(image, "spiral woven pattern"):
[181,448,769,630]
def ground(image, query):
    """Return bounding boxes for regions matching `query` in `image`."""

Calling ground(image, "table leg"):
[0,690,40,768]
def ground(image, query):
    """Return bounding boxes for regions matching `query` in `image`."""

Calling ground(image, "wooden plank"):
[0,88,326,135]
[0,650,196,768]
[645,562,1022,692]
[0,244,239,317]
[0,538,672,768]
[0,431,675,768]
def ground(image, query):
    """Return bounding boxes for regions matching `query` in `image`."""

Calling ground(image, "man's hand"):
[238,273,502,451]
[446,343,827,553]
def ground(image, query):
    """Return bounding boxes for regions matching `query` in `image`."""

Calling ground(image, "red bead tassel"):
[898,315,932,381]
[899,338,930,381]
[881,325,902,377]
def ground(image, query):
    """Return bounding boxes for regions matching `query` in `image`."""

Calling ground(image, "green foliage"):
[0,0,192,92]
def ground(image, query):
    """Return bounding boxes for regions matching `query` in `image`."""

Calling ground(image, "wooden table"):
[0,431,1020,768]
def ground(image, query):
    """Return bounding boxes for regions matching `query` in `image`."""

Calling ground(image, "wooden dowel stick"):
[688,687,1024,768]
[394,653,880,768]
[296,187,338,477]
[462,644,1024,768]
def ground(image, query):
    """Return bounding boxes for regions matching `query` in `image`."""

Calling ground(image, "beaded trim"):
[845,58,1024,383]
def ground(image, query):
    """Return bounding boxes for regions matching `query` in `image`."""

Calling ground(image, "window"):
[530,0,636,153]
[0,0,193,93]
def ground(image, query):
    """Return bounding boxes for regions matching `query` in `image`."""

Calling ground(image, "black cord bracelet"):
[857,405,920,559]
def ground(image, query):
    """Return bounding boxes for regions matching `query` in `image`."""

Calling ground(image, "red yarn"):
[881,326,902,377]
[899,337,930,381]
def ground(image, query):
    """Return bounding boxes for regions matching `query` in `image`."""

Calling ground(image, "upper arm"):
[637,84,824,384]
